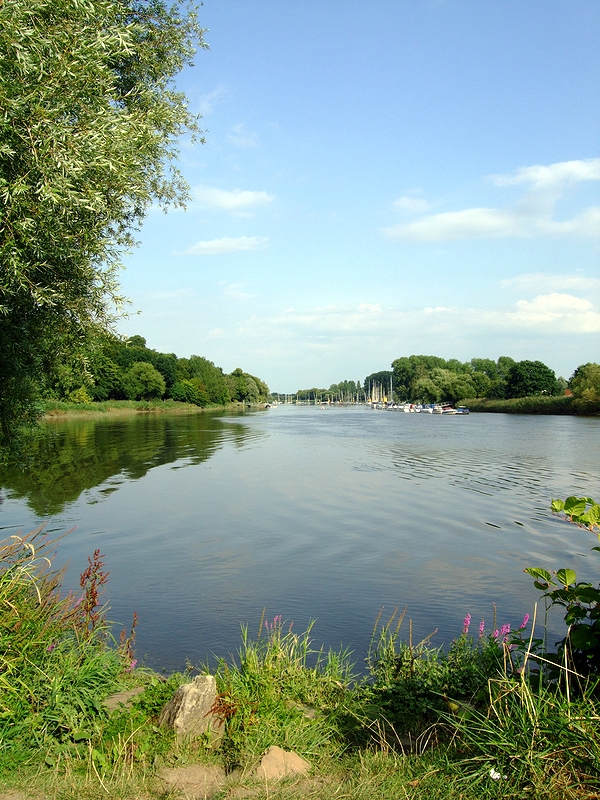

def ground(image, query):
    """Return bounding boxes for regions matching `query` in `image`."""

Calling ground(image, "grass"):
[464,395,576,414]
[3,532,600,799]
[43,398,212,416]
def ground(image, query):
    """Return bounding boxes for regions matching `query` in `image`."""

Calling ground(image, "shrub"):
[122,362,166,400]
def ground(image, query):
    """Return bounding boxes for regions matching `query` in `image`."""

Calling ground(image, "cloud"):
[193,186,274,210]
[197,86,227,115]
[228,123,259,148]
[178,236,269,255]
[393,196,431,212]
[498,273,600,294]
[220,282,254,301]
[491,159,600,189]
[384,158,600,242]
[511,293,600,332]
[234,290,600,344]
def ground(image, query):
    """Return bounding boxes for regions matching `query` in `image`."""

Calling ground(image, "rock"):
[103,686,145,712]
[158,675,224,743]
[254,745,310,781]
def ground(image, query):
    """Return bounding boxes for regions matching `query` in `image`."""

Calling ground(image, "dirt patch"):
[159,764,227,799]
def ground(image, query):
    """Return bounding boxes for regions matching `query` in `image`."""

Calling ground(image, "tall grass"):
[0,529,127,767]
[465,395,577,414]
[212,613,356,771]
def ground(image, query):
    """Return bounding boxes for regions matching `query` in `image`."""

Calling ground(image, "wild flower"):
[520,613,530,629]
[463,613,471,635]
[479,619,485,638]
[46,642,56,652]
[125,659,138,673]
[500,623,511,641]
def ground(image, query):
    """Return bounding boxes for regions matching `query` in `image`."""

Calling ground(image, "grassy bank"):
[464,395,600,415]
[43,399,250,418]
[3,507,600,800]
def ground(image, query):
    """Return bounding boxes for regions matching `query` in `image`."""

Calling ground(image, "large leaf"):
[569,625,598,651]
[563,497,588,516]
[550,498,565,513]
[524,567,553,584]
[556,568,577,587]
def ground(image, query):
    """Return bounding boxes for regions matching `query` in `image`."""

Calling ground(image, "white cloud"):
[193,186,275,210]
[510,293,600,332]
[491,158,600,189]
[498,272,600,293]
[384,158,600,242]
[221,282,254,301]
[234,290,600,345]
[178,236,269,255]
[393,196,431,212]
[228,123,259,149]
[197,86,227,116]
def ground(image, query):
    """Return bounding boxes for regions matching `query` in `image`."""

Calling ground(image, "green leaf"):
[525,567,553,583]
[563,497,588,516]
[556,568,577,587]
[569,626,598,651]
[551,498,565,512]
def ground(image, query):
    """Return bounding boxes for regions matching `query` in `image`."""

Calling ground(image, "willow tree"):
[0,0,205,445]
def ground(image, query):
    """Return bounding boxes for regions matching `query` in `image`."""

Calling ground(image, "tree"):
[0,0,206,445]
[123,362,166,400]
[570,363,600,403]
[505,360,558,398]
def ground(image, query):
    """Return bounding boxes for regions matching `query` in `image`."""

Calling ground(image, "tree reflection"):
[0,411,258,516]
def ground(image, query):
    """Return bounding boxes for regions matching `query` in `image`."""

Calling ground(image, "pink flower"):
[463,613,471,635]
[493,629,499,639]
[520,614,530,629]
[479,619,485,638]
[125,659,137,673]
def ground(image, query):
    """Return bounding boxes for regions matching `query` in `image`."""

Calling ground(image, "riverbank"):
[43,399,258,419]
[464,395,600,415]
[2,518,600,800]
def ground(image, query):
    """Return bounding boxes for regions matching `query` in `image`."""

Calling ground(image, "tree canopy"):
[0,0,206,444]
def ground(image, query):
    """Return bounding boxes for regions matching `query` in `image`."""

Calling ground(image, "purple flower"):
[493,629,499,640]
[46,643,56,653]
[463,613,471,635]
[520,613,530,629]
[125,659,137,673]
[479,619,485,638]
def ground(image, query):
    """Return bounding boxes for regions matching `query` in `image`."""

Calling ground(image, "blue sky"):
[118,0,600,392]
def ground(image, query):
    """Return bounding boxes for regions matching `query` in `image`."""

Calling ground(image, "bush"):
[122,362,166,400]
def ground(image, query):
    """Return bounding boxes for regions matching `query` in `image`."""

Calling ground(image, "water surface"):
[1,406,598,672]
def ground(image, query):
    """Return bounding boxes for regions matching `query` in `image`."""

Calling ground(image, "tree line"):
[51,334,270,408]
[290,356,600,407]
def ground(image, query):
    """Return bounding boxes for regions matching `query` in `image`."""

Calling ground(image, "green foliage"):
[0,0,206,445]
[465,395,576,415]
[448,678,600,798]
[356,609,506,741]
[505,360,559,398]
[213,615,355,771]
[123,362,166,400]
[0,529,129,762]
[525,496,600,680]
[389,355,519,404]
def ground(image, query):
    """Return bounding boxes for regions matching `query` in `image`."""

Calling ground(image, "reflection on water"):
[0,411,264,516]
[0,406,599,672]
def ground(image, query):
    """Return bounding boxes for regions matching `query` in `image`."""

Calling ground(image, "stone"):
[158,675,224,743]
[254,745,310,781]
[103,686,145,712]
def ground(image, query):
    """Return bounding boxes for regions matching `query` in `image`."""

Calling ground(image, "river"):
[1,405,598,672]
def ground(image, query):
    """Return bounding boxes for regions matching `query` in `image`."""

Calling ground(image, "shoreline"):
[42,399,262,420]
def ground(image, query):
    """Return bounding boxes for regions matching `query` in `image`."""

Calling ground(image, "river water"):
[1,406,599,672]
